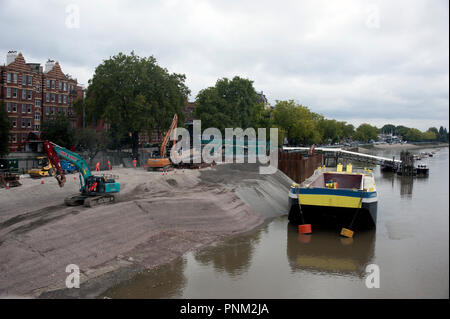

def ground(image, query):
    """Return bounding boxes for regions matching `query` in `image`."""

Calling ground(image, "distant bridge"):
[282,146,402,169]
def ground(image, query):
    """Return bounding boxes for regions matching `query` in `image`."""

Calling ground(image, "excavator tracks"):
[64,194,116,207]
[83,194,116,207]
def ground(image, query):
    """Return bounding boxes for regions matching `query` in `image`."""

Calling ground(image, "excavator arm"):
[44,140,92,189]
[160,114,178,158]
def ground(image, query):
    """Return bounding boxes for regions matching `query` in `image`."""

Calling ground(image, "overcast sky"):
[1,0,448,131]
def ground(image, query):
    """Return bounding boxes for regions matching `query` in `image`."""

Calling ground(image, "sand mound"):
[0,164,291,297]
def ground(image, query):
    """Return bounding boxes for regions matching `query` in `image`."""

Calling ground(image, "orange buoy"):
[298,224,312,234]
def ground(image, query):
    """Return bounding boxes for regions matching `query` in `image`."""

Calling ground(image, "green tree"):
[0,101,12,156]
[395,125,410,138]
[438,126,449,142]
[422,129,437,141]
[405,128,423,142]
[272,100,321,145]
[41,113,75,148]
[85,51,190,159]
[249,101,273,140]
[381,124,396,135]
[194,76,259,133]
[74,128,106,165]
[353,123,379,142]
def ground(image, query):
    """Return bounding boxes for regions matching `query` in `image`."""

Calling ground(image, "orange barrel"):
[298,224,312,234]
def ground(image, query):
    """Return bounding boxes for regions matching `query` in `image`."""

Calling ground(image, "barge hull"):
[288,196,377,230]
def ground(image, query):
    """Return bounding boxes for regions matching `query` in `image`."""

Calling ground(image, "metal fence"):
[278,151,323,184]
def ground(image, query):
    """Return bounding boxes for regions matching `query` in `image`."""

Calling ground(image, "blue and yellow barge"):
[288,164,378,229]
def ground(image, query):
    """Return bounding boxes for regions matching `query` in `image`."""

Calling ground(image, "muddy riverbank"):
[0,163,292,298]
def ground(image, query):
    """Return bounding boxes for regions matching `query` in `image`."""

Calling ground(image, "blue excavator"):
[44,140,120,207]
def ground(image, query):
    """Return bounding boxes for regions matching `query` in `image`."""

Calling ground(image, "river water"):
[102,146,449,298]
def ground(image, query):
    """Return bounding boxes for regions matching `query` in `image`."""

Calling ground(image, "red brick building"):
[0,51,83,152]
[41,59,78,124]
[0,52,41,151]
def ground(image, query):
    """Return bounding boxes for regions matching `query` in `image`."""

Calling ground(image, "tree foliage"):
[194,76,259,133]
[0,101,12,156]
[41,113,75,148]
[74,128,106,163]
[84,51,190,158]
[353,123,379,142]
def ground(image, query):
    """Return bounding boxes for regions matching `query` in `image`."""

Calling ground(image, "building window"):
[63,82,67,91]
[6,87,11,98]
[22,90,26,100]
[51,106,55,114]
[28,76,32,86]
[46,79,50,88]
[46,92,50,102]
[12,134,17,143]
[35,113,41,121]
[7,73,11,83]
[12,103,17,112]
[12,88,18,98]
[58,94,62,104]
[35,100,41,107]
[63,95,67,104]
[28,104,32,113]
[22,118,26,128]
[12,118,17,128]
[51,80,55,89]
[7,102,11,112]
[51,94,55,102]
[58,81,62,90]
[36,83,41,93]
[22,75,27,85]
[27,119,32,128]
[22,104,26,114]
[27,90,32,100]
[13,73,18,83]
[34,124,40,130]
[22,133,26,141]
[46,106,50,115]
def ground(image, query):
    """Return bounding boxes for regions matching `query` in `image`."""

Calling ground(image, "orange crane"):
[147,114,178,171]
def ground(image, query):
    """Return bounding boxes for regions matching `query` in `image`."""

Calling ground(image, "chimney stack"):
[6,51,18,65]
[45,59,55,73]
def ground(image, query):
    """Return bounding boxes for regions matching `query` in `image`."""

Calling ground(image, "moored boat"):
[288,164,378,230]
[415,163,429,176]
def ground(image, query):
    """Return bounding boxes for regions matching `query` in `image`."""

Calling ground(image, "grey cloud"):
[0,0,448,130]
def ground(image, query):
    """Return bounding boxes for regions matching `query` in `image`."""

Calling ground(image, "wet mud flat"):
[0,164,292,298]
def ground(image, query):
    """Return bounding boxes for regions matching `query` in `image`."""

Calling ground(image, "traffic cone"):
[5,182,10,190]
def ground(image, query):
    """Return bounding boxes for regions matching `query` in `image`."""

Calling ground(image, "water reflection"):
[193,224,265,276]
[399,176,414,197]
[101,257,187,299]
[380,170,414,197]
[286,223,376,278]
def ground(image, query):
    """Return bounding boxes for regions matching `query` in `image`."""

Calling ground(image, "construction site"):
[0,158,300,298]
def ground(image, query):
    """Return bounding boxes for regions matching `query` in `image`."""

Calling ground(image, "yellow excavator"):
[147,114,178,171]
[28,156,55,178]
